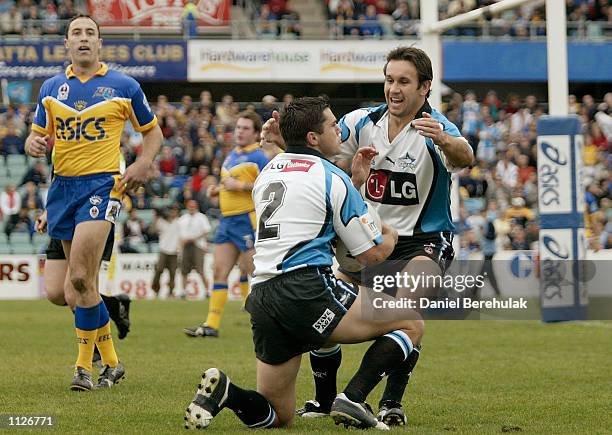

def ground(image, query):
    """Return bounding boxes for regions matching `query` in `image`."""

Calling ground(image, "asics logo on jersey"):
[366,170,419,206]
[55,116,106,141]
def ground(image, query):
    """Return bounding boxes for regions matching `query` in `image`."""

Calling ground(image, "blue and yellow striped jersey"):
[219,143,269,217]
[32,63,157,176]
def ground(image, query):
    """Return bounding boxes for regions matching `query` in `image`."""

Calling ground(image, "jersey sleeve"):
[128,84,158,133]
[329,170,382,256]
[431,110,473,173]
[336,109,364,161]
[32,80,53,135]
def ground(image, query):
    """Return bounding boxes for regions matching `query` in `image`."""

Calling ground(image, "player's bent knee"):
[70,274,91,294]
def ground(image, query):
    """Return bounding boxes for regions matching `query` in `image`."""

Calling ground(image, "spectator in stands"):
[151,206,181,298]
[256,3,279,37]
[1,123,23,161]
[335,0,358,36]
[510,226,530,250]
[216,94,238,127]
[41,3,59,34]
[0,5,23,34]
[191,164,210,194]
[359,4,383,37]
[504,197,534,227]
[516,154,535,185]
[198,90,216,115]
[280,0,301,38]
[461,90,482,151]
[20,160,47,186]
[158,145,178,176]
[21,181,43,211]
[121,209,146,253]
[495,150,518,190]
[1,184,21,243]
[22,4,42,35]
[392,1,416,36]
[178,199,211,297]
[256,95,277,122]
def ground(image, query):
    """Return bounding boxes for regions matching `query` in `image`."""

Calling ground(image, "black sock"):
[343,331,413,404]
[225,383,276,428]
[100,294,120,325]
[380,346,421,406]
[310,345,342,410]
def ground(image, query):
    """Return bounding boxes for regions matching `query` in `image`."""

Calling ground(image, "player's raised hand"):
[117,159,153,192]
[26,134,49,158]
[35,209,48,233]
[351,146,377,189]
[261,110,286,150]
[412,112,445,144]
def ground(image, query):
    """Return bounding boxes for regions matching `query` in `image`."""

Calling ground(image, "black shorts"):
[339,231,455,285]
[46,230,115,262]
[245,266,358,365]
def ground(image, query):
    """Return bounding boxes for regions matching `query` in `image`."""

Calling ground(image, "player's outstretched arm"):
[24,131,49,158]
[118,125,163,191]
[355,223,398,266]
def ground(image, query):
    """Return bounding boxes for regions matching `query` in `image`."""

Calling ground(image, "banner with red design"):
[87,0,231,30]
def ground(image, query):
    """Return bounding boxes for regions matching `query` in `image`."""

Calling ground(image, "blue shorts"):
[213,212,256,252]
[47,172,123,240]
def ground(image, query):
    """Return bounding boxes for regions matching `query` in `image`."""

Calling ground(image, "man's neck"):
[387,102,423,131]
[71,61,100,79]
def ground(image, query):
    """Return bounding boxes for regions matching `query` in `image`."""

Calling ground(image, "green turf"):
[1,300,611,434]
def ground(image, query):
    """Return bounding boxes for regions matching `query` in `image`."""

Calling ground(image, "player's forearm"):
[438,134,474,167]
[139,126,163,164]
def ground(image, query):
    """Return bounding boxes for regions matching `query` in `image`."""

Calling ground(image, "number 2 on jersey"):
[257,181,287,241]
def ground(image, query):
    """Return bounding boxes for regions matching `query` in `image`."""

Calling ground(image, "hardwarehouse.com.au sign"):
[187,40,417,82]
[0,41,187,80]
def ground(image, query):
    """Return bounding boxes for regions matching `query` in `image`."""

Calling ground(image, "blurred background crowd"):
[1,90,611,255]
[1,0,610,39]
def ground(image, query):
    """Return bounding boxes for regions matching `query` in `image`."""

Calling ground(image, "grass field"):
[1,299,611,434]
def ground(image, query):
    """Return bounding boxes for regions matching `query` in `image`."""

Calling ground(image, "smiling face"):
[384,60,430,119]
[64,17,101,68]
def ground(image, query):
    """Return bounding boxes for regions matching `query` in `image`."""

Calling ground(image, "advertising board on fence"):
[0,255,40,300]
[0,41,187,81]
[188,40,417,82]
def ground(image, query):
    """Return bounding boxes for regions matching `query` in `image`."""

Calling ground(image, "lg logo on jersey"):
[366,170,419,206]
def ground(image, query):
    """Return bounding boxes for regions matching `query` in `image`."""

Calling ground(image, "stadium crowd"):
[1,90,611,254]
[2,1,609,39]
[250,0,611,39]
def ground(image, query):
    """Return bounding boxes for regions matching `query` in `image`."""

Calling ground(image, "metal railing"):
[0,18,610,41]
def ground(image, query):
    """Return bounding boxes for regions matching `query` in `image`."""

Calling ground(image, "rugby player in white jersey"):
[261,47,474,426]
[183,96,431,430]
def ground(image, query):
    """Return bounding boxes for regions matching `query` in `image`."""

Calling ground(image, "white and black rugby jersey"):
[336,101,471,236]
[251,146,383,285]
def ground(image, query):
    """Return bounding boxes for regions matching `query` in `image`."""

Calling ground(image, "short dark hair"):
[237,111,263,133]
[384,46,433,97]
[280,96,330,145]
[65,14,100,39]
